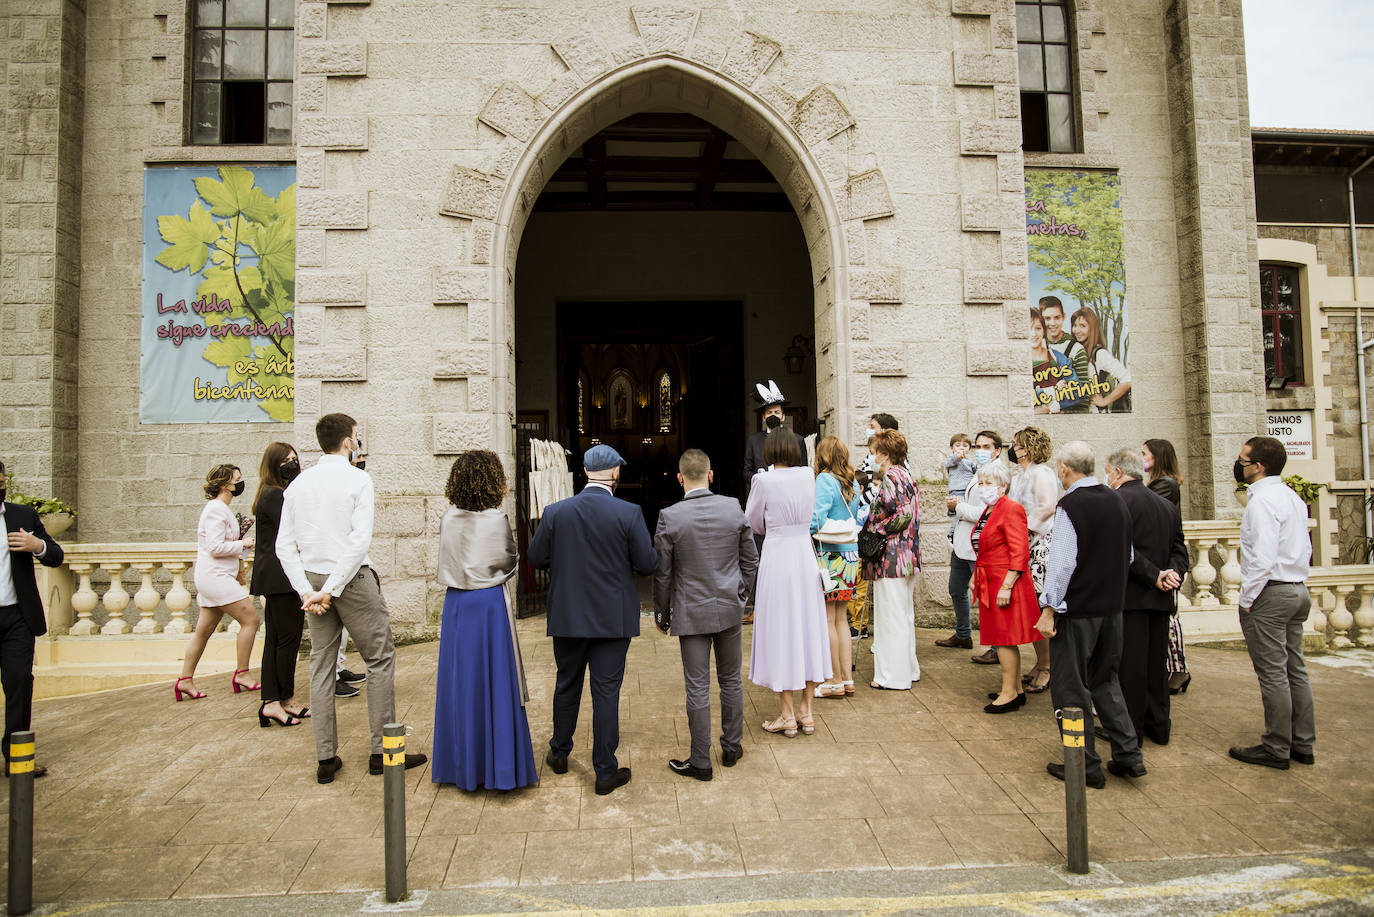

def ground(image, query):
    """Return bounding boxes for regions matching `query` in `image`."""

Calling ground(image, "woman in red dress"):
[970,462,1042,713]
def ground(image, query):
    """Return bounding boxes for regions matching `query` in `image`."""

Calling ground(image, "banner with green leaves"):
[140,166,295,423]
[1025,170,1132,415]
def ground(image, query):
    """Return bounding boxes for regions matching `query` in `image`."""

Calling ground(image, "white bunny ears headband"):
[753,379,786,407]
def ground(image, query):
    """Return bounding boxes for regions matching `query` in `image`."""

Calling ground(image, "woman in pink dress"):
[175,464,261,701]
[745,429,831,737]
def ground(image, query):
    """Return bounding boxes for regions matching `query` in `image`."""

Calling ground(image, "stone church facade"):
[3,0,1272,630]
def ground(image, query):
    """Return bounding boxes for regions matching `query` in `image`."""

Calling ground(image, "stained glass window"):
[1260,264,1304,384]
[657,372,672,433]
[577,375,586,433]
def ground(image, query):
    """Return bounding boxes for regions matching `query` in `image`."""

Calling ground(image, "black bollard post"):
[382,723,407,902]
[8,730,35,916]
[1060,706,1089,874]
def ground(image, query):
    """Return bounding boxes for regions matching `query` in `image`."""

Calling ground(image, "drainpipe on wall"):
[1348,153,1374,544]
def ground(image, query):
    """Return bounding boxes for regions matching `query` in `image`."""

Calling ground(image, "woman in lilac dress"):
[745,429,831,737]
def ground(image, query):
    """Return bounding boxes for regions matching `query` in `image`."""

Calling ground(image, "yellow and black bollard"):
[8,729,35,916]
[1060,706,1089,874]
[382,723,407,902]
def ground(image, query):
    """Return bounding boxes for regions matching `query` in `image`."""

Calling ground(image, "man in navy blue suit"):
[528,444,657,795]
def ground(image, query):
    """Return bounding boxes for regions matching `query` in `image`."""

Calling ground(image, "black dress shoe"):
[316,756,344,784]
[545,751,568,774]
[721,747,743,767]
[369,752,428,775]
[1228,744,1289,770]
[338,667,367,685]
[1046,761,1105,788]
[1290,749,1315,765]
[1107,759,1147,779]
[668,759,713,781]
[594,767,632,796]
[983,694,1024,714]
[1144,727,1170,746]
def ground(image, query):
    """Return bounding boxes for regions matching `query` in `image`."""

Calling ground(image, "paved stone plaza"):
[4,621,1374,906]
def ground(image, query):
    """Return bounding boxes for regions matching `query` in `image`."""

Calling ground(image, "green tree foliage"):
[1026,171,1128,362]
[155,168,295,422]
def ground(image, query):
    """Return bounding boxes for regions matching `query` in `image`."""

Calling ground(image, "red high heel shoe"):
[231,669,261,693]
[174,676,207,701]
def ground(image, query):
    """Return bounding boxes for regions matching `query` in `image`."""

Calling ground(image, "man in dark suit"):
[528,444,657,795]
[653,449,759,781]
[1106,450,1189,746]
[0,460,65,778]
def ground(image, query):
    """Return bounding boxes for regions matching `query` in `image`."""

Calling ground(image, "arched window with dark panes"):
[1016,0,1076,153]
[1260,264,1304,385]
[191,0,294,145]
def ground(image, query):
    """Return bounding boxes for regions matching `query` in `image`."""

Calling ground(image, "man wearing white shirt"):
[1229,436,1314,770]
[277,413,426,784]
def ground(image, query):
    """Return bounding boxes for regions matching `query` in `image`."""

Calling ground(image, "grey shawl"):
[436,507,527,703]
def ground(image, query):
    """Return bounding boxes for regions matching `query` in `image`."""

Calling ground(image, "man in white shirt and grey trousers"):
[1229,435,1315,770]
[277,412,427,784]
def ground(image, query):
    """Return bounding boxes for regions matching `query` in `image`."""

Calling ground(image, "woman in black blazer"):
[1143,438,1191,694]
[251,442,307,726]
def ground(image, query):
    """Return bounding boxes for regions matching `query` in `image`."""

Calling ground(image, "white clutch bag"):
[813,519,860,545]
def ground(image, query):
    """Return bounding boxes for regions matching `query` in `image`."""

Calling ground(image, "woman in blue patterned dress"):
[810,436,864,698]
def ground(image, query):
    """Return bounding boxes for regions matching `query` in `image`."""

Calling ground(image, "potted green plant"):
[5,472,77,536]
[1235,473,1322,510]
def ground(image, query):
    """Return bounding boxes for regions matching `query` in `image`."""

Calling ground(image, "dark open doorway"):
[557,301,745,534]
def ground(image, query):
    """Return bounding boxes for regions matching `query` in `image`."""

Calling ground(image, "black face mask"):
[0,488,6,504]
[354,460,366,472]
[1007,445,1019,464]
[231,481,245,497]
[1233,460,1248,484]
[765,414,783,430]
[279,459,301,483]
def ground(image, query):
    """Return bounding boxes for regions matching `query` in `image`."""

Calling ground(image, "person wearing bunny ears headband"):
[742,380,808,503]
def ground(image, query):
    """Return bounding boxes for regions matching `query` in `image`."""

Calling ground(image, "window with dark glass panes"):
[1015,0,1076,153]
[191,0,294,144]
[1260,264,1304,384]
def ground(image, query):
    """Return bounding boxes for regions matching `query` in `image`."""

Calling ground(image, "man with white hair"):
[1105,449,1188,746]
[1035,441,1145,787]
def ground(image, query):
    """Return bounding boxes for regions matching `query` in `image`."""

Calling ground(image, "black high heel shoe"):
[259,703,302,728]
[1168,672,1192,695]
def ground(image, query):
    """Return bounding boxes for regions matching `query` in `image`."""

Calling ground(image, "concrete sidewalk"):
[3,620,1373,904]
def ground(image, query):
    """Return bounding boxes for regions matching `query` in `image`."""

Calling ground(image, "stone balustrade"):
[1178,520,1372,648]
[38,543,257,637]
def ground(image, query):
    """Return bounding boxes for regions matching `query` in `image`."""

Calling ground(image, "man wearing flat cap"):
[528,444,658,795]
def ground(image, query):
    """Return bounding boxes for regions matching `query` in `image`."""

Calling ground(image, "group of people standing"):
[162,391,1316,798]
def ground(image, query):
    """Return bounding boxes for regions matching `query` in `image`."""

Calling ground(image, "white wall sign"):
[1266,410,1314,460]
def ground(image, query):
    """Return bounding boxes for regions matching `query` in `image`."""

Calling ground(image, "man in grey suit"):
[653,449,759,781]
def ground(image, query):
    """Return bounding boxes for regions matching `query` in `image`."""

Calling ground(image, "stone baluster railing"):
[37,544,227,636]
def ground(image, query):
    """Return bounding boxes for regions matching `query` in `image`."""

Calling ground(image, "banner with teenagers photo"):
[1025,169,1131,414]
[139,166,296,423]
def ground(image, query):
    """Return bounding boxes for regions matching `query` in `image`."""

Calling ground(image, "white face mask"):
[974,448,993,466]
[977,485,1001,504]
[866,427,877,440]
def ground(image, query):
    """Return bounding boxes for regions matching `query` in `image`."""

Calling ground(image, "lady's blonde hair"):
[814,436,855,503]
[203,463,239,499]
[1014,426,1053,465]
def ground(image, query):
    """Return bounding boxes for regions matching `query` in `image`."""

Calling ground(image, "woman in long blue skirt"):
[432,451,537,791]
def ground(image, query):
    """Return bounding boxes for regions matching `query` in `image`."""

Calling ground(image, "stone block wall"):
[43,0,1265,635]
[0,0,83,516]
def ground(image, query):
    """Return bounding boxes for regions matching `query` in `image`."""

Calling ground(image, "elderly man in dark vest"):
[528,444,657,796]
[653,449,759,781]
[1035,441,1146,788]
[1105,449,1188,747]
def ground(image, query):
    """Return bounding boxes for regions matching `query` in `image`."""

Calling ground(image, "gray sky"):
[1243,0,1374,131]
